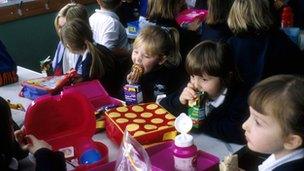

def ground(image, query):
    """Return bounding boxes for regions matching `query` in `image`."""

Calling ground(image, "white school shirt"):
[62,49,80,74]
[76,49,89,75]
[89,8,129,50]
[205,88,227,116]
[258,148,304,171]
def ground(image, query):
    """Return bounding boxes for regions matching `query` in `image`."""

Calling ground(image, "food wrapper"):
[105,103,177,145]
[219,154,239,171]
[115,130,152,171]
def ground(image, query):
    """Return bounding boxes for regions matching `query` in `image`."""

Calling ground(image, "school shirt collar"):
[208,88,227,108]
[9,157,18,170]
[258,148,304,171]
[95,7,119,21]
[81,49,90,62]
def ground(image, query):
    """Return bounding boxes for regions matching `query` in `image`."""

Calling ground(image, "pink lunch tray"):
[89,141,219,171]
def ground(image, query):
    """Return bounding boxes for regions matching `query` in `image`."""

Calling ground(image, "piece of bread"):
[219,154,239,171]
[132,64,144,76]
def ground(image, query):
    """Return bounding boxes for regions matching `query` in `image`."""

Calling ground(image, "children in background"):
[89,0,129,50]
[227,0,304,102]
[160,41,246,143]
[145,0,200,58]
[127,25,183,102]
[0,96,64,171]
[60,18,124,97]
[242,75,304,170]
[52,3,89,76]
[200,0,233,42]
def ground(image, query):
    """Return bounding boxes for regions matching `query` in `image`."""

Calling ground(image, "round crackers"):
[133,119,146,124]
[146,103,158,110]
[144,124,157,130]
[133,131,146,136]
[125,113,137,118]
[167,121,174,126]
[158,126,169,130]
[108,112,121,118]
[116,118,129,124]
[165,114,175,120]
[126,124,139,132]
[155,108,166,115]
[116,106,128,112]
[132,105,144,112]
[140,112,153,118]
[151,118,164,124]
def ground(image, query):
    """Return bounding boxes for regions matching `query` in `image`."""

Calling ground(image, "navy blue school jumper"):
[227,28,304,98]
[273,157,304,171]
[160,85,247,144]
[34,148,66,171]
[136,65,186,103]
[200,23,232,42]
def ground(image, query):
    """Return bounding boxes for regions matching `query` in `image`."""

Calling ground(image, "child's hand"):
[21,135,52,154]
[15,129,52,154]
[127,70,140,84]
[179,82,197,105]
[14,129,28,147]
[127,64,144,84]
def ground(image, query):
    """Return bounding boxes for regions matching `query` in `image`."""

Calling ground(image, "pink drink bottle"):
[173,113,197,171]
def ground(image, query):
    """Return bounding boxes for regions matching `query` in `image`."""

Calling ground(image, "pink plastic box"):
[24,91,109,170]
[89,141,219,171]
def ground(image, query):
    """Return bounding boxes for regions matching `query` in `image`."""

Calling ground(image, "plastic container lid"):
[174,113,194,147]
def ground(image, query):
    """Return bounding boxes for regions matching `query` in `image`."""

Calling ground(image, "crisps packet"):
[115,130,151,171]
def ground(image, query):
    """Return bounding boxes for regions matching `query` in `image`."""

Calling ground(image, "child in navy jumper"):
[200,0,233,42]
[242,75,304,171]
[160,41,246,144]
[127,25,183,102]
[227,0,304,101]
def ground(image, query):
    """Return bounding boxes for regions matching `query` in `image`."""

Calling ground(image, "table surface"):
[0,66,244,170]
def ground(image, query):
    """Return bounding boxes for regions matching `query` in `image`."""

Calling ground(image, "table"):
[1,66,244,170]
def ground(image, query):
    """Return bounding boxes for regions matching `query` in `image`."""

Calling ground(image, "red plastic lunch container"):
[24,91,109,170]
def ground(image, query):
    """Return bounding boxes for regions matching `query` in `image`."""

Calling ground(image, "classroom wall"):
[0,3,99,72]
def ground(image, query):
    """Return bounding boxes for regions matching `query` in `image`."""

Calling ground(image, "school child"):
[227,0,304,101]
[0,96,64,171]
[145,0,200,58]
[89,0,129,50]
[126,25,183,102]
[242,75,304,170]
[60,18,124,98]
[52,3,89,76]
[160,41,247,143]
[200,0,233,42]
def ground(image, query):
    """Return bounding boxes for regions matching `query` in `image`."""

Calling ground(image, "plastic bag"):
[115,130,151,171]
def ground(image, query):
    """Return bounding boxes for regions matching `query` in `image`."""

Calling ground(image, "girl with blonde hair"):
[127,25,183,102]
[227,0,303,106]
